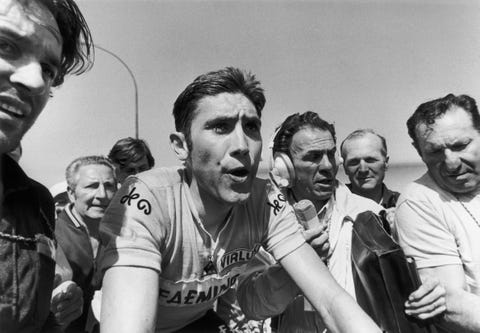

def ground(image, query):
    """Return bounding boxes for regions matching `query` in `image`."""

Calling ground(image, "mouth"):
[0,97,30,119]
[226,166,250,182]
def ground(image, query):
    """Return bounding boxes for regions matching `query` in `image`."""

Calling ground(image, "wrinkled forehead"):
[0,0,61,42]
[290,127,335,154]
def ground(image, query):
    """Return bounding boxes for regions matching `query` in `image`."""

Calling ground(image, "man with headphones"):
[236,111,446,332]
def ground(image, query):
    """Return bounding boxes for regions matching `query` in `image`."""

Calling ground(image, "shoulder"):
[335,181,383,216]
[398,172,449,206]
[134,166,184,189]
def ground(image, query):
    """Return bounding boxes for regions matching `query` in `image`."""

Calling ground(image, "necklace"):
[455,195,480,228]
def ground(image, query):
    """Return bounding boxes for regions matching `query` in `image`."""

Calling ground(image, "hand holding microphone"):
[293,199,330,261]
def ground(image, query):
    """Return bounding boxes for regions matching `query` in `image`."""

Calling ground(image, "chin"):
[221,191,251,205]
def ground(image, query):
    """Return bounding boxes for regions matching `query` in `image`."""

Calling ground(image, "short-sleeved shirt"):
[97,166,304,332]
[395,172,480,295]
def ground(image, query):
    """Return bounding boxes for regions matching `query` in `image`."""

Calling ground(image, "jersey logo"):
[120,187,152,215]
[267,192,286,216]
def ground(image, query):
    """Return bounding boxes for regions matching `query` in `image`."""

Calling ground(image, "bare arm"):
[415,265,480,333]
[279,243,381,333]
[101,266,159,333]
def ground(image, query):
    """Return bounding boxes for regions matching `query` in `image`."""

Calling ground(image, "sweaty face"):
[115,155,151,183]
[342,133,387,194]
[415,107,480,195]
[290,127,338,208]
[69,164,117,222]
[188,92,262,206]
[0,0,62,153]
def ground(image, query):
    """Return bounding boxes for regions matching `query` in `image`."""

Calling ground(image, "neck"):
[352,184,383,203]
[189,179,232,239]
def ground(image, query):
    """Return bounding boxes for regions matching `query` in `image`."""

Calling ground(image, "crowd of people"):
[0,1,479,333]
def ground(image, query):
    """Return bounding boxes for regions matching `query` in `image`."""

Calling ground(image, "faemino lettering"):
[159,274,239,305]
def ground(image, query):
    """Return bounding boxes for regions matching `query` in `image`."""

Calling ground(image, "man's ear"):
[170,132,189,161]
[67,186,75,203]
[385,156,389,170]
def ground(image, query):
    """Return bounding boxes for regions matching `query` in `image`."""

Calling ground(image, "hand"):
[405,277,446,320]
[302,223,330,262]
[51,280,84,327]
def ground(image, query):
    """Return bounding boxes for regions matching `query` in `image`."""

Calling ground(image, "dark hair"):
[108,137,155,169]
[40,0,94,86]
[172,67,266,149]
[340,128,388,159]
[273,111,336,157]
[407,94,480,145]
[66,155,115,190]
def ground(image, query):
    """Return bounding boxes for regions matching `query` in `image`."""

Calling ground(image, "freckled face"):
[188,92,262,206]
[0,0,62,153]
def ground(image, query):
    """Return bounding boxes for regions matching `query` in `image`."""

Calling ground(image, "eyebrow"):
[0,27,61,69]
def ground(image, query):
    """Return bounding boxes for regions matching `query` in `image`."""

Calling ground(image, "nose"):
[358,160,369,173]
[318,154,334,171]
[230,125,249,156]
[95,184,108,199]
[10,60,47,95]
[444,149,462,173]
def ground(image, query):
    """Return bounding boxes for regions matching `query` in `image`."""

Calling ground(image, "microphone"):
[293,199,318,230]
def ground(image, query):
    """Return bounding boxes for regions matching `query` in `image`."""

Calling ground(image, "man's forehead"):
[0,0,61,42]
[291,127,335,152]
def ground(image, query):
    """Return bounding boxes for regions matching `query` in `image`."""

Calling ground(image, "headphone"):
[268,127,296,188]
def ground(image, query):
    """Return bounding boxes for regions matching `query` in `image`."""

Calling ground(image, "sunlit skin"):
[68,164,117,229]
[115,155,151,183]
[414,107,480,195]
[0,0,62,154]
[342,133,388,202]
[289,126,338,212]
[186,93,262,212]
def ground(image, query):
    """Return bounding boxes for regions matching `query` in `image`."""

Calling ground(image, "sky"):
[19,0,480,189]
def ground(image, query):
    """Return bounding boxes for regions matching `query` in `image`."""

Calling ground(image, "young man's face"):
[115,155,151,184]
[0,0,62,153]
[290,126,338,208]
[187,92,262,205]
[415,107,480,195]
[342,133,388,195]
[68,164,117,222]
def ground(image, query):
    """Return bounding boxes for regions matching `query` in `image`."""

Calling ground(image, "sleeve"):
[97,177,168,276]
[236,248,301,320]
[261,184,305,260]
[394,197,461,269]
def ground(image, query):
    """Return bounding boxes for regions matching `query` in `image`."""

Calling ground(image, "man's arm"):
[237,254,300,320]
[101,266,159,333]
[413,265,480,333]
[280,243,381,333]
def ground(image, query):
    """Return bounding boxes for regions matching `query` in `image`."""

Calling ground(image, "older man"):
[0,0,92,331]
[395,94,480,332]
[55,156,117,332]
[236,112,444,332]
[98,67,382,333]
[341,129,400,208]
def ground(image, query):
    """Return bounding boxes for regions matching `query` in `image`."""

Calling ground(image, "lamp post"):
[95,44,139,139]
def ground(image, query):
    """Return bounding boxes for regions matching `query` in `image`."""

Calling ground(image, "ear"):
[384,156,389,170]
[170,132,189,161]
[67,186,75,203]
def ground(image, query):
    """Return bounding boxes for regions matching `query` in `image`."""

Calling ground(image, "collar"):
[2,154,33,196]
[64,203,85,229]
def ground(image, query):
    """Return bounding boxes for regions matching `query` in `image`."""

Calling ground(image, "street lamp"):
[94,44,139,139]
